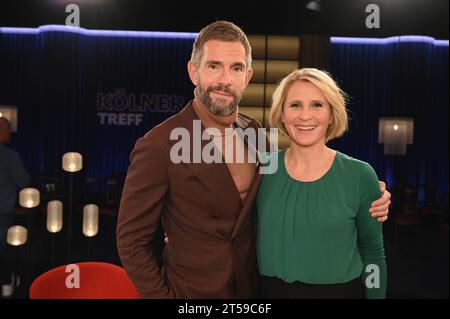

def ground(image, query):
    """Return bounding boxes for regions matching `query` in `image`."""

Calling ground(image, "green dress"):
[256,150,387,299]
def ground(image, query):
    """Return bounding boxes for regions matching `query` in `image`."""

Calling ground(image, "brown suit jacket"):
[117,101,268,298]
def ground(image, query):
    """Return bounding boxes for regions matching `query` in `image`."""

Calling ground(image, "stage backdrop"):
[329,36,449,205]
[1,26,448,205]
[1,26,196,183]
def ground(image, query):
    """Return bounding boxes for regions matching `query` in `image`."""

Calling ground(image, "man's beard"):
[196,83,242,117]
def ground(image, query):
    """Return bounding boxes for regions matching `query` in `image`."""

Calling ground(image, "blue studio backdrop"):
[1,26,196,182]
[0,26,448,205]
[330,36,448,205]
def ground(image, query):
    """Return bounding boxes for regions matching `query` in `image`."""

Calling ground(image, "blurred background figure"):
[0,117,30,298]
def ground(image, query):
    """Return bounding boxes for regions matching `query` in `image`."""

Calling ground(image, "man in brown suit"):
[116,21,391,299]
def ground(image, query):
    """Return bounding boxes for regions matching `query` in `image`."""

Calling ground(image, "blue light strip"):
[331,35,449,47]
[1,26,448,46]
[0,24,198,39]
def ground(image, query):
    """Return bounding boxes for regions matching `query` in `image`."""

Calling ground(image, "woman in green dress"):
[257,68,387,299]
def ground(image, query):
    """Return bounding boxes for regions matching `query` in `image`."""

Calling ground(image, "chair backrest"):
[29,262,140,299]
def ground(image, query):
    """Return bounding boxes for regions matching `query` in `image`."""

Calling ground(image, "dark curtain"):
[1,28,196,188]
[1,28,448,206]
[329,39,449,205]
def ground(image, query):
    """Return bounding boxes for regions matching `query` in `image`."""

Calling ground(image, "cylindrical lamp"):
[62,152,83,172]
[19,188,40,208]
[378,118,414,155]
[7,225,28,246]
[83,204,99,237]
[47,200,63,233]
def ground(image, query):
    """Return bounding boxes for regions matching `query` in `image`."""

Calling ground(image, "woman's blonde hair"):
[270,68,348,142]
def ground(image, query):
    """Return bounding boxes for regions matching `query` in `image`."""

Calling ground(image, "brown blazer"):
[117,101,267,298]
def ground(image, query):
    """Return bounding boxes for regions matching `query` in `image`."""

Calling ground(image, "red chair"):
[29,262,140,299]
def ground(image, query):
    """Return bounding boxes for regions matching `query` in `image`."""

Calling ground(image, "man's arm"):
[116,135,172,298]
[369,181,391,223]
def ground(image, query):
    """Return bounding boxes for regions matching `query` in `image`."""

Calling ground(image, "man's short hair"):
[191,20,252,69]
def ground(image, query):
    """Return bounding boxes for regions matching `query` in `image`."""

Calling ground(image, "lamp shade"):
[0,105,18,132]
[378,118,414,155]
[7,225,28,246]
[62,152,83,172]
[47,200,63,233]
[19,188,40,208]
[83,204,99,237]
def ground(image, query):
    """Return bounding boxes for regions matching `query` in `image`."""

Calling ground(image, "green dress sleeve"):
[356,163,387,299]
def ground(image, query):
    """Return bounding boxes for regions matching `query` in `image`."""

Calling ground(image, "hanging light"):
[0,105,18,131]
[7,226,28,246]
[378,118,414,155]
[47,200,63,233]
[62,152,83,172]
[305,0,322,12]
[19,188,40,208]
[83,204,99,237]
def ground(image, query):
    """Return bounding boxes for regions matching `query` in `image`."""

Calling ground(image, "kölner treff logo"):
[96,89,184,126]
[169,120,279,174]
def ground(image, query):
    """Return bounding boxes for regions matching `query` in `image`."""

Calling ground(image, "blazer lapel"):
[231,170,261,239]
[230,117,267,239]
[169,102,243,215]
